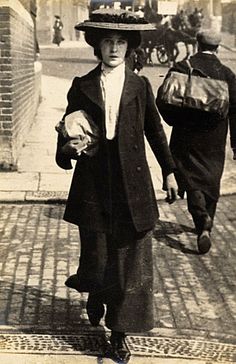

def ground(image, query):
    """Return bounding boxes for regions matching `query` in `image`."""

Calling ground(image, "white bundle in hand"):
[64,110,100,141]
[55,110,100,156]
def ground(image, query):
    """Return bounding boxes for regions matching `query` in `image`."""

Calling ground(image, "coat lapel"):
[120,67,142,108]
[79,64,104,111]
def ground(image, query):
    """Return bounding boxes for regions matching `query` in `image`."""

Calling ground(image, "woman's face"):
[100,32,128,68]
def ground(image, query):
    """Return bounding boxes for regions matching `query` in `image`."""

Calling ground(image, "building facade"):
[37,0,89,44]
[221,0,236,34]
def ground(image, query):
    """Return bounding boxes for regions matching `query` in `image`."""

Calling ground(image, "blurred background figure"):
[126,47,146,74]
[188,7,204,28]
[135,6,144,18]
[52,15,64,46]
[171,9,190,31]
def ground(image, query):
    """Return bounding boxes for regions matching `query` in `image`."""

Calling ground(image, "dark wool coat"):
[56,64,175,232]
[156,52,236,201]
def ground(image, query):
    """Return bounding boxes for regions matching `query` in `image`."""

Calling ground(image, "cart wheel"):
[156,46,169,64]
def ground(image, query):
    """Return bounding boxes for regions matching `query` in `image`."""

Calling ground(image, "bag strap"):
[185,59,209,78]
[184,60,192,101]
[185,59,193,75]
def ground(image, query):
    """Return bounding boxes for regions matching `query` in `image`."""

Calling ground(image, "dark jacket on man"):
[56,64,175,232]
[157,52,236,201]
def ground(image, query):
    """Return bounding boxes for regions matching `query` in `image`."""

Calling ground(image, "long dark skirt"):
[77,226,154,333]
[75,138,154,332]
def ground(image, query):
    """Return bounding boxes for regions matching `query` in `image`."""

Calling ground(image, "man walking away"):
[156,29,236,254]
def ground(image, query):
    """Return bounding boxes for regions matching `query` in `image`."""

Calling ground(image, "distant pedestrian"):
[156,29,236,254]
[56,8,177,363]
[52,15,64,46]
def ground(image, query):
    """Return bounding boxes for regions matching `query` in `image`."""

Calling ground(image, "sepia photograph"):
[0,0,235,363]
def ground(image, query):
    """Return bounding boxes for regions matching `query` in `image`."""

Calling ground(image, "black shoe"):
[110,331,131,363]
[65,274,80,292]
[197,230,211,254]
[86,295,105,327]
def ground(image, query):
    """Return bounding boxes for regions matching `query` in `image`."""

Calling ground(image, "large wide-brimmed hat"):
[75,8,156,31]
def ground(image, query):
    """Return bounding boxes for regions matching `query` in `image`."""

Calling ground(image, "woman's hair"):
[84,28,141,59]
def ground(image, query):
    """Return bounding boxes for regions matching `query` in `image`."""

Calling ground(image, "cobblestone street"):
[0,197,235,362]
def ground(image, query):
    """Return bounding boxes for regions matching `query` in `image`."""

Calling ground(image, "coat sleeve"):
[142,76,176,177]
[226,69,236,149]
[55,77,81,170]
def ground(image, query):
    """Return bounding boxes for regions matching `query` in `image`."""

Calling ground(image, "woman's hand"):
[61,137,88,159]
[165,172,178,204]
[83,143,99,157]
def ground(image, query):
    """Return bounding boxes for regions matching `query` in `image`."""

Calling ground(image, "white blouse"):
[100,62,125,140]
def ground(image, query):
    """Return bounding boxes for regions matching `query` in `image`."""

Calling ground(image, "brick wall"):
[0,0,41,170]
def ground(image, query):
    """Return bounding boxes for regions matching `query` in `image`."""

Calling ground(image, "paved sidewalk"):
[0,75,73,203]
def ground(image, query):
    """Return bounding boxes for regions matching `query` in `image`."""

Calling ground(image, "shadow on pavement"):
[0,281,88,333]
[0,280,116,359]
[43,205,65,219]
[153,220,198,255]
[155,219,195,235]
[162,235,199,255]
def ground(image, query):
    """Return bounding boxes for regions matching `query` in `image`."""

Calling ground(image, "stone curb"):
[0,190,235,204]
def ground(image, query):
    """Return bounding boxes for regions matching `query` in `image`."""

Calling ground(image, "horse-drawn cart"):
[140,6,203,66]
[141,28,169,65]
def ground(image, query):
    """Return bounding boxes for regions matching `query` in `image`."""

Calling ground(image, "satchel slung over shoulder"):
[159,60,229,119]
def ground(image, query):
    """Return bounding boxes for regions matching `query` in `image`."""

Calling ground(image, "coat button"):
[133,144,138,150]
[136,166,141,172]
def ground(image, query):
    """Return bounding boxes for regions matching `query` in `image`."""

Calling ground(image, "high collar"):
[101,62,125,77]
[195,51,218,59]
[202,50,217,55]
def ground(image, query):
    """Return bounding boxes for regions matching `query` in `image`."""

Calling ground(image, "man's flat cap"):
[197,29,222,46]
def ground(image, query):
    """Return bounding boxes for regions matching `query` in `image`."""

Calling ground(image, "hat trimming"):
[75,8,156,32]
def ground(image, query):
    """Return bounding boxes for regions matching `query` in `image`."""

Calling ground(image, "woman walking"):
[52,15,64,46]
[56,9,177,363]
